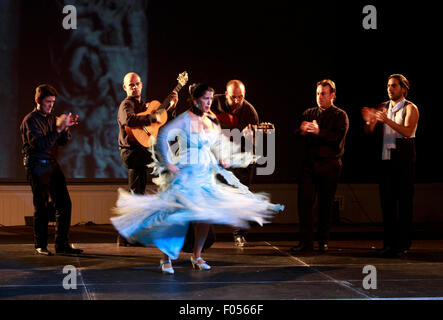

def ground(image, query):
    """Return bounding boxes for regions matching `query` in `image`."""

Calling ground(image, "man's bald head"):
[226,80,245,94]
[225,80,246,108]
[123,72,143,99]
[123,72,140,84]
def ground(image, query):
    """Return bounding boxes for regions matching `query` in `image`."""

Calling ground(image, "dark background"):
[1,0,441,183]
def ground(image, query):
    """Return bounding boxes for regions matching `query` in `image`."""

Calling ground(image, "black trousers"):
[27,160,72,249]
[379,139,416,251]
[120,147,153,195]
[297,158,342,245]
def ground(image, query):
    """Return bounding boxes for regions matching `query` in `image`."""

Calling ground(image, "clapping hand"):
[68,114,79,126]
[374,110,388,123]
[361,107,377,124]
[300,121,309,135]
[306,120,319,134]
[56,113,79,132]
[300,120,319,135]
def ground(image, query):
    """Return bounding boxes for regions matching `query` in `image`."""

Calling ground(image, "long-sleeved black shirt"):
[20,108,71,160]
[117,96,159,149]
[210,94,259,131]
[118,96,178,149]
[296,105,349,161]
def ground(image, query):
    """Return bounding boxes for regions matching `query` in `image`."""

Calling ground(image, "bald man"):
[211,80,259,247]
[117,72,178,244]
[117,73,178,245]
[118,72,178,192]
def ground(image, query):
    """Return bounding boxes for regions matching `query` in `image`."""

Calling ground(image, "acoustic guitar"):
[214,111,275,135]
[125,71,189,147]
[252,122,275,134]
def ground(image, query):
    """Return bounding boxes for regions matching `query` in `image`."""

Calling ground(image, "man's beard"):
[230,102,241,110]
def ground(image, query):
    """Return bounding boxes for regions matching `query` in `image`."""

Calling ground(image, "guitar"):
[215,111,275,134]
[125,71,189,147]
[252,122,275,134]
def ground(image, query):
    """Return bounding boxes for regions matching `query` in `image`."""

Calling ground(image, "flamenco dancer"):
[111,83,284,274]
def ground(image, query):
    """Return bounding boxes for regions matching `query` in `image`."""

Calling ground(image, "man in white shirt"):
[362,74,419,258]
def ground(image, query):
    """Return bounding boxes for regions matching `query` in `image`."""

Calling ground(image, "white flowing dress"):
[111,111,284,259]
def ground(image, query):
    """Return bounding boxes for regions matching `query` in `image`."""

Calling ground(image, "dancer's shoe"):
[160,259,174,275]
[190,256,211,270]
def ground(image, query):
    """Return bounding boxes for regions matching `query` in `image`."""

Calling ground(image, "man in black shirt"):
[211,80,259,247]
[117,72,178,245]
[292,79,349,253]
[118,72,178,194]
[20,84,83,256]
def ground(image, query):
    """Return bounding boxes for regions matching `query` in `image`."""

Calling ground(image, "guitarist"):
[211,80,259,247]
[117,72,178,244]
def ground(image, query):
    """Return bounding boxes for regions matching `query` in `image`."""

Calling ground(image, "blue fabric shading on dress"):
[111,111,284,259]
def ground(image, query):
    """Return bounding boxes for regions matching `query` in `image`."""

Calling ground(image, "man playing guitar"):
[117,72,178,245]
[211,80,259,247]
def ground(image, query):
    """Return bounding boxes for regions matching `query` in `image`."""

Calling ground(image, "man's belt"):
[23,156,56,167]
[35,159,56,164]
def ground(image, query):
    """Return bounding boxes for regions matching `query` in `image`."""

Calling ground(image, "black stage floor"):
[1,223,443,302]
